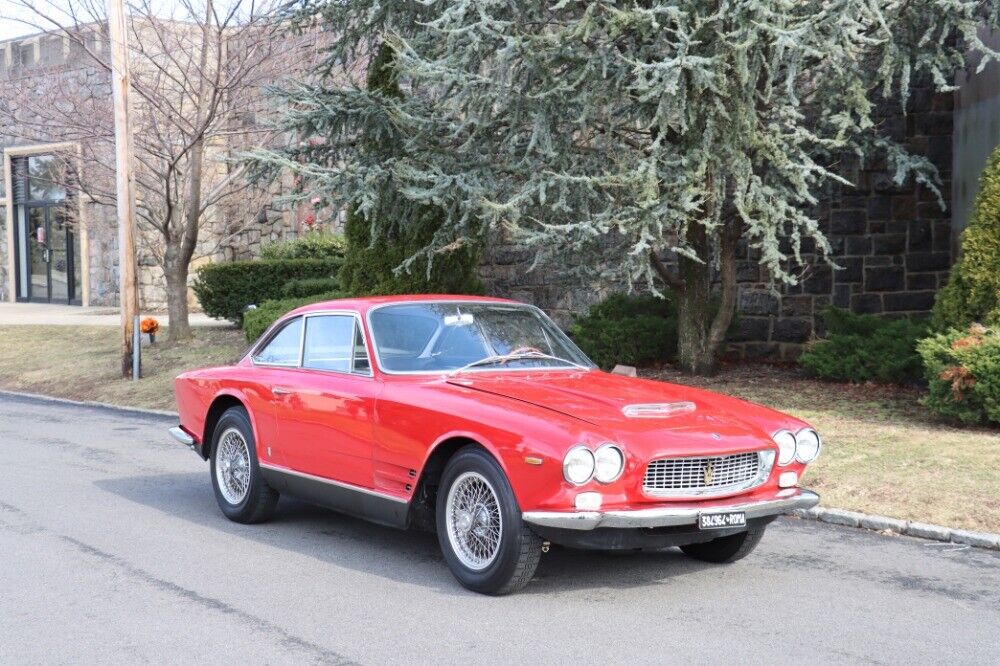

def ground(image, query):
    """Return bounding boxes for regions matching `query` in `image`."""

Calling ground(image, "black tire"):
[436,447,542,595]
[209,406,278,524]
[680,525,766,563]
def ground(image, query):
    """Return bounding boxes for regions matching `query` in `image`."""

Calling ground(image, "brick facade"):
[481,85,954,360]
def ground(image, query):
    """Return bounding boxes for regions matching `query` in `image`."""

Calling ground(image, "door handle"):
[272,387,294,396]
[43,248,51,263]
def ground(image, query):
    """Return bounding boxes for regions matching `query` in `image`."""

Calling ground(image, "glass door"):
[25,204,79,304]
[28,206,48,302]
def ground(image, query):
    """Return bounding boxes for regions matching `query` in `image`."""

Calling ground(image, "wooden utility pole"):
[106,0,140,379]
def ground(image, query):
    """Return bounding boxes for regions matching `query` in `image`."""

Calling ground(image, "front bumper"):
[168,426,203,457]
[522,487,819,531]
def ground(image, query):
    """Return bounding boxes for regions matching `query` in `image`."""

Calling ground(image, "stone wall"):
[480,85,954,360]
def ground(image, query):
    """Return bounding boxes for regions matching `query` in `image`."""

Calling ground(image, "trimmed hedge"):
[918,324,1000,425]
[242,291,347,343]
[799,307,928,384]
[569,294,678,369]
[192,258,342,324]
[260,232,347,261]
[281,277,341,299]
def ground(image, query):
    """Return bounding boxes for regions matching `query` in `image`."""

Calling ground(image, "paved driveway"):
[1,393,997,665]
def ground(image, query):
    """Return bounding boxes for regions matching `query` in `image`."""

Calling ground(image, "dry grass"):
[1,325,997,532]
[648,364,1000,534]
[0,325,246,411]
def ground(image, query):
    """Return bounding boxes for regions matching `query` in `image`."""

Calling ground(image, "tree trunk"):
[164,250,193,341]
[673,221,740,376]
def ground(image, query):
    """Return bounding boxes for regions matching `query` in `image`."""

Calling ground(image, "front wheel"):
[436,447,542,595]
[680,525,766,563]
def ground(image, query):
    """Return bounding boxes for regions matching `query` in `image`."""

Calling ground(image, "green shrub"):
[339,206,483,296]
[569,294,678,369]
[260,232,347,261]
[192,258,343,324]
[281,277,341,299]
[918,325,1000,425]
[931,146,1000,331]
[242,291,348,343]
[799,307,928,384]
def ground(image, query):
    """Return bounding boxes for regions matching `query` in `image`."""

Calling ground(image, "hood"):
[444,370,797,449]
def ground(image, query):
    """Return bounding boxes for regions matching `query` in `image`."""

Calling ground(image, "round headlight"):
[563,446,595,485]
[773,429,797,466]
[795,429,821,463]
[593,444,624,483]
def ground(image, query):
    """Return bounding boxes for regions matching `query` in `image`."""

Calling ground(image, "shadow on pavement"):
[96,471,717,595]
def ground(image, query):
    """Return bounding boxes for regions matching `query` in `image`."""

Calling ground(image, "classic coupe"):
[171,295,820,594]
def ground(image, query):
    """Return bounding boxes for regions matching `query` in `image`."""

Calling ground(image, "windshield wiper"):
[448,351,590,376]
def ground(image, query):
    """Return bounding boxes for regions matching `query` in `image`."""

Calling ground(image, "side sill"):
[259,464,410,530]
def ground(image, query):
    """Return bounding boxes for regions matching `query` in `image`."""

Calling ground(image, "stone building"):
[481,55,1000,360]
[0,23,326,309]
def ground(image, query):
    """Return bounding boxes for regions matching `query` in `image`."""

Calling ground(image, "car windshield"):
[368,302,596,373]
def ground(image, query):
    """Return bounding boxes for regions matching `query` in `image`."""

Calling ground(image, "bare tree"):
[0,0,322,340]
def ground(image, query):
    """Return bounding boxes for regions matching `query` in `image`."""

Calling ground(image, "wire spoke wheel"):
[445,471,503,571]
[215,427,251,505]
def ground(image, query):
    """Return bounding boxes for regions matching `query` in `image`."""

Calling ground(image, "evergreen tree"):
[254,1,1000,374]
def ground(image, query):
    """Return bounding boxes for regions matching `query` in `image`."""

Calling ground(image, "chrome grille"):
[643,452,764,497]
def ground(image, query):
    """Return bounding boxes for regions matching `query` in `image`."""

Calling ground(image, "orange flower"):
[140,317,160,335]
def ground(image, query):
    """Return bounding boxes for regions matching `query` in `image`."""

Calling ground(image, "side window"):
[353,322,371,374]
[303,315,355,372]
[253,317,303,366]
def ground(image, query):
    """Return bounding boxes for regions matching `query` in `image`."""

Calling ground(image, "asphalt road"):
[1,394,998,665]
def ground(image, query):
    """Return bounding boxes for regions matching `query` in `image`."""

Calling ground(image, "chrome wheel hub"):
[215,427,251,505]
[445,471,503,571]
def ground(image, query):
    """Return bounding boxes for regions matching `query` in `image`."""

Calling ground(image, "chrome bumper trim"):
[168,426,196,448]
[522,489,820,531]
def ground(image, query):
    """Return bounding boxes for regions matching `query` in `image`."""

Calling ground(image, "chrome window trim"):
[641,449,775,499]
[364,299,597,376]
[249,309,374,378]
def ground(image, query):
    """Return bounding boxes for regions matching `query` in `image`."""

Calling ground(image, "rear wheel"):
[680,525,766,563]
[210,407,278,524]
[436,447,542,595]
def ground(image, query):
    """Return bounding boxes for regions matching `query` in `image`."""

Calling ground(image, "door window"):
[253,317,303,366]
[302,315,363,373]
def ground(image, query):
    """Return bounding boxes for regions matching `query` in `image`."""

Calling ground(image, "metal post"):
[132,314,141,380]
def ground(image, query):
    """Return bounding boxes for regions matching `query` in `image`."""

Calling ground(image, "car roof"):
[286,294,521,318]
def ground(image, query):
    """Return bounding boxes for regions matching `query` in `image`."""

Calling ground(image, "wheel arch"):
[202,392,253,460]
[408,433,506,531]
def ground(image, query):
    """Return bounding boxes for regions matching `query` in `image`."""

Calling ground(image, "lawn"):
[0,325,247,411]
[1,325,997,533]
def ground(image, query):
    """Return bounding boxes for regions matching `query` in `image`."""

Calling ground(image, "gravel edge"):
[2,389,998,551]
[791,506,1000,551]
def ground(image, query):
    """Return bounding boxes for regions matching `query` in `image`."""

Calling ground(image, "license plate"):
[698,511,747,530]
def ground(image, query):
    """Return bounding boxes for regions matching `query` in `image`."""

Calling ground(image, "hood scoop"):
[621,402,696,418]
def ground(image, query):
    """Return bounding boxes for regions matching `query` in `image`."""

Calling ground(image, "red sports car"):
[172,295,820,594]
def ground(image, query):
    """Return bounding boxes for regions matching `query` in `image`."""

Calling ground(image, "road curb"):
[0,389,178,419]
[791,506,1000,551]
